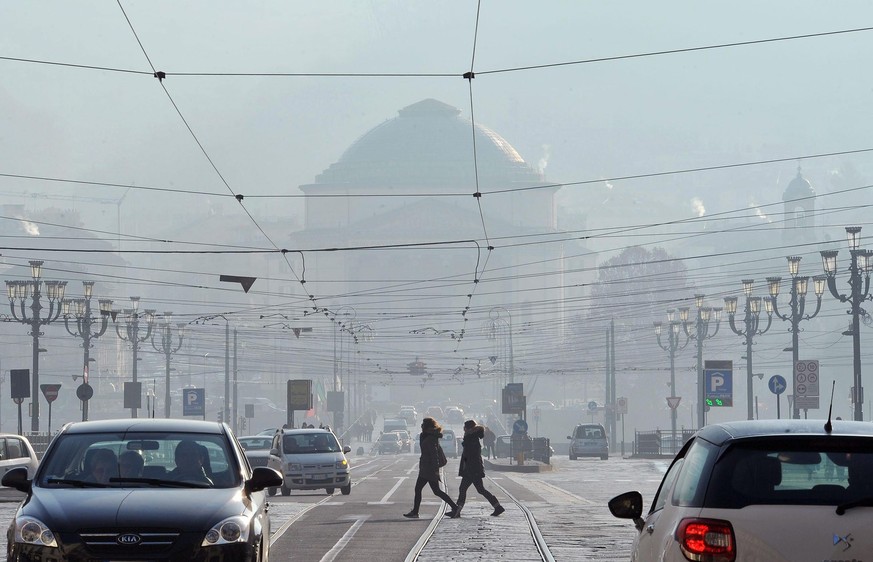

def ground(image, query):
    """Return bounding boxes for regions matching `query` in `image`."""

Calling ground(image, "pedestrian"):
[483,425,496,460]
[447,420,504,518]
[403,417,458,519]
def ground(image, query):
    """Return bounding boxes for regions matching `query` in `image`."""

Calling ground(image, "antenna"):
[824,381,836,434]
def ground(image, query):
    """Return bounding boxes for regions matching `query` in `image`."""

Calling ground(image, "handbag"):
[437,444,448,467]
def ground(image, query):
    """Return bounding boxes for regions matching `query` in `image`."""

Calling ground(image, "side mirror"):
[246,467,283,493]
[566,436,572,440]
[2,467,32,494]
[608,491,645,531]
[343,446,351,454]
[270,448,280,456]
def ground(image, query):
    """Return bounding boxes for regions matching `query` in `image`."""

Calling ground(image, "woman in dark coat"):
[403,417,458,518]
[448,420,504,518]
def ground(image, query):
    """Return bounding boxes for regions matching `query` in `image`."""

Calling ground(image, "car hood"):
[284,452,341,463]
[23,487,246,531]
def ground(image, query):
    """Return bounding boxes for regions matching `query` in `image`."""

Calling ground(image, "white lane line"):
[319,515,370,562]
[368,476,407,505]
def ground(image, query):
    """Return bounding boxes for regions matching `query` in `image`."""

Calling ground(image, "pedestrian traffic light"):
[217,410,223,423]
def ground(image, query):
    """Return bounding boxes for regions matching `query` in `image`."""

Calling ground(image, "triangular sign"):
[667,396,682,409]
[219,275,257,293]
[489,356,498,365]
[292,328,301,338]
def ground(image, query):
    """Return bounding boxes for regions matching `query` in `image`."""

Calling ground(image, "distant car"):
[609,419,873,561]
[377,433,403,455]
[0,433,39,479]
[445,407,465,425]
[390,430,413,453]
[568,423,608,460]
[398,406,417,426]
[493,435,512,458]
[531,400,557,411]
[439,429,458,458]
[1,419,282,561]
[425,406,444,421]
[237,436,276,470]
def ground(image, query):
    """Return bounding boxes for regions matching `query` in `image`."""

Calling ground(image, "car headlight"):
[14,516,58,548]
[336,459,348,469]
[201,515,251,546]
[288,463,302,472]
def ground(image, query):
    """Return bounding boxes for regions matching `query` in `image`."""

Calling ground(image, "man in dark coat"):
[403,417,458,518]
[447,420,504,518]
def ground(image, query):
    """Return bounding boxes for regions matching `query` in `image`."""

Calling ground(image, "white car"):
[609,419,873,561]
[0,434,39,479]
[267,428,351,496]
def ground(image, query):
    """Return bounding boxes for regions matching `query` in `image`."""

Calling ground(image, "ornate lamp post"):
[116,297,155,418]
[63,281,113,422]
[680,295,721,428]
[820,226,873,421]
[767,256,825,419]
[654,309,689,450]
[5,260,67,432]
[151,312,185,418]
[724,279,773,421]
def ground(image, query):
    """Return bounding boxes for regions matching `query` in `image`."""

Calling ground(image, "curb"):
[484,459,553,473]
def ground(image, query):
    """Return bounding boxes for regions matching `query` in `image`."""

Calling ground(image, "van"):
[383,418,408,434]
[568,423,608,460]
[268,428,352,495]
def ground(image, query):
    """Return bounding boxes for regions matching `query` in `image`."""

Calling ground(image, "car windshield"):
[238,437,272,450]
[283,433,340,453]
[705,437,873,508]
[38,432,239,489]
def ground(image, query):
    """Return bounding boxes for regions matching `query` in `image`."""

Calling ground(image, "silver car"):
[609,419,873,561]
[0,434,39,479]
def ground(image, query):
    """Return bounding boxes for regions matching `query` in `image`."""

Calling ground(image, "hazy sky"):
[3,2,873,424]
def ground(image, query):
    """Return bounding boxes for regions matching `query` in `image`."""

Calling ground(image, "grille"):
[80,529,179,555]
[301,462,335,470]
[248,456,269,467]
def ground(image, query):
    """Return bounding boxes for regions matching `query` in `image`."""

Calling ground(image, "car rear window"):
[705,437,873,508]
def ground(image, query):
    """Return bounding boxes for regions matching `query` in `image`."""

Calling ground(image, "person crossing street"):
[447,420,504,518]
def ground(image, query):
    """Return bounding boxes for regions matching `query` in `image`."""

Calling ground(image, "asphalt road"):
[0,451,667,561]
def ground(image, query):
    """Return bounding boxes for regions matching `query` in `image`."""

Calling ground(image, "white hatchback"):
[609,419,873,561]
[0,434,39,479]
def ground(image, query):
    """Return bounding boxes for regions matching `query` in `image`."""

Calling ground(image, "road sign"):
[183,388,205,416]
[287,379,313,411]
[10,369,29,399]
[76,383,94,401]
[705,360,733,407]
[588,400,598,411]
[768,375,787,395]
[667,396,681,410]
[512,418,528,435]
[616,396,628,415]
[794,360,820,409]
[502,383,525,414]
[40,384,61,403]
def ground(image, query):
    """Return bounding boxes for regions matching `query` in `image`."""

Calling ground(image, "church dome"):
[783,169,815,201]
[304,99,544,190]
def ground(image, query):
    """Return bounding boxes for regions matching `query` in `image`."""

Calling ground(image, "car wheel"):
[267,487,277,496]
[569,454,577,460]
[601,454,609,461]
[281,484,291,496]
[341,484,351,495]
[326,487,335,495]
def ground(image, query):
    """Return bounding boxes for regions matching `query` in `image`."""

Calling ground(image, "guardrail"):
[633,429,695,457]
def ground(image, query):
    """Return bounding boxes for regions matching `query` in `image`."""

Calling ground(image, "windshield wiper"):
[109,477,210,488]
[836,496,873,515]
[46,478,110,488]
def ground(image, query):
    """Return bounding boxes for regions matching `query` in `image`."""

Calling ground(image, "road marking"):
[319,515,369,562]
[368,476,407,505]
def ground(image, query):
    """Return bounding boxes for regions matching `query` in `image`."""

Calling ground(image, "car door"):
[633,457,684,561]
[0,437,33,477]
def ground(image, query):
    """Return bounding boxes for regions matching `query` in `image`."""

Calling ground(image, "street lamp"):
[655,309,689,450]
[63,281,113,421]
[5,260,67,432]
[115,297,155,418]
[820,226,873,421]
[767,256,825,419]
[680,294,722,428]
[151,311,185,418]
[724,279,773,421]
[485,307,515,384]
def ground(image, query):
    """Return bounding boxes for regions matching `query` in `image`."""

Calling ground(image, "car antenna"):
[824,380,836,434]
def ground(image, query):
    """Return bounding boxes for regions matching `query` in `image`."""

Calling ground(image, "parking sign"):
[183,388,205,416]
[704,360,733,407]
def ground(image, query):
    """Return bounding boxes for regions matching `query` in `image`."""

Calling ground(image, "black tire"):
[267,487,277,496]
[569,454,577,460]
[326,487,335,495]
[281,484,291,496]
[601,454,609,461]
[341,484,351,495]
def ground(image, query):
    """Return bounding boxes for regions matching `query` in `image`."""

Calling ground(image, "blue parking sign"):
[705,361,733,407]
[183,388,205,416]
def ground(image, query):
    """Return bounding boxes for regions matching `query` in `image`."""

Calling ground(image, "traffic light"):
[217,410,224,423]
[239,417,247,431]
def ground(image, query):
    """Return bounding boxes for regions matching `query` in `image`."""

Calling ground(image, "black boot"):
[490,504,505,517]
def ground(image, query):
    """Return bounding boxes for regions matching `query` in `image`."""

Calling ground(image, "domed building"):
[782,167,816,244]
[291,98,594,401]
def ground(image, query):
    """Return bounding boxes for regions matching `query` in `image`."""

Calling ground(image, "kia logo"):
[117,533,142,545]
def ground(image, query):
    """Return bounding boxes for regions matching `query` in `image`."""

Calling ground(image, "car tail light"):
[676,518,736,562]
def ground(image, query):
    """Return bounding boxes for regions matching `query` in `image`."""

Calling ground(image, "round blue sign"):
[512,419,528,434]
[588,400,598,411]
[769,375,787,395]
